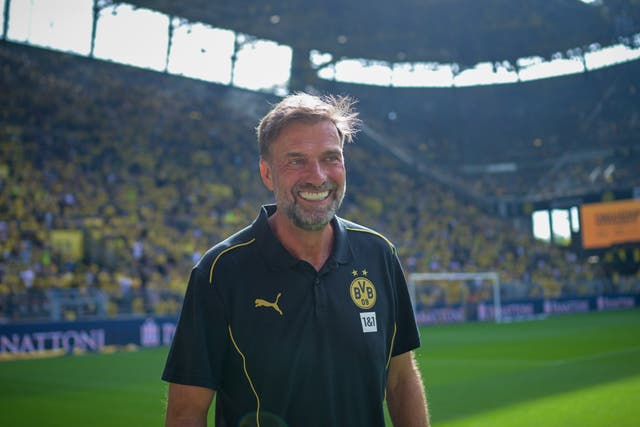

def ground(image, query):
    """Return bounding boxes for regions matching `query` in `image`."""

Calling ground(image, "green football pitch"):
[0,309,638,426]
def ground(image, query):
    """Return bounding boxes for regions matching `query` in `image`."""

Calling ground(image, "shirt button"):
[314,277,320,286]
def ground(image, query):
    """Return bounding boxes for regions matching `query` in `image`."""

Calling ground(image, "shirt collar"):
[254,204,353,271]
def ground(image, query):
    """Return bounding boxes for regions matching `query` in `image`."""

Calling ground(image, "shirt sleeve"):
[162,266,228,390]
[390,252,421,356]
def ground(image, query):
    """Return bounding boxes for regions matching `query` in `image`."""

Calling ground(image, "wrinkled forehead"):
[274,120,342,149]
[264,118,344,158]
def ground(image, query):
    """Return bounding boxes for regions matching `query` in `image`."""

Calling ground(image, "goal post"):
[408,272,502,323]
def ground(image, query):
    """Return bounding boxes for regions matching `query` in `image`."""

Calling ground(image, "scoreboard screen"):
[580,199,640,249]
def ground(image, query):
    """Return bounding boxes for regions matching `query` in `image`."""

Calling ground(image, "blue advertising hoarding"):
[1,294,638,356]
[0,316,178,356]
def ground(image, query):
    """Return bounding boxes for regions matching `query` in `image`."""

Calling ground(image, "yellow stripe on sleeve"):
[209,238,256,285]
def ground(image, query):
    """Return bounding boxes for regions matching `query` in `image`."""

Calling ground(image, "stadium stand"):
[318,60,640,202]
[0,41,637,322]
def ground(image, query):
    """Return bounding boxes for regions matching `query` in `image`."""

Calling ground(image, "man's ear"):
[259,158,274,191]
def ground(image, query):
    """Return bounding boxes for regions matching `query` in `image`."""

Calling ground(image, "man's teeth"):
[299,191,329,201]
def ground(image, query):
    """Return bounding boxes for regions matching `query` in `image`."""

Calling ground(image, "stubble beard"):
[281,182,346,232]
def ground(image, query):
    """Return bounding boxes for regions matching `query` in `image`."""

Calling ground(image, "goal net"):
[408,272,502,324]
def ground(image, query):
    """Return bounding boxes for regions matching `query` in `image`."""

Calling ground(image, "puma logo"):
[254,293,283,316]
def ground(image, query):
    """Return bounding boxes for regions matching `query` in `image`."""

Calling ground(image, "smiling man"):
[163,93,430,427]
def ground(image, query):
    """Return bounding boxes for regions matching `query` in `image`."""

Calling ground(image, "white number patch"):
[360,312,377,333]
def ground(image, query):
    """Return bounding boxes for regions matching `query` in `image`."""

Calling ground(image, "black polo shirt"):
[162,205,420,427]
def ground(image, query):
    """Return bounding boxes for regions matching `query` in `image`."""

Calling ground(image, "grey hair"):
[256,92,361,159]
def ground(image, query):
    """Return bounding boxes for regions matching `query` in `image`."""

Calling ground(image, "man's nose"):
[305,160,327,185]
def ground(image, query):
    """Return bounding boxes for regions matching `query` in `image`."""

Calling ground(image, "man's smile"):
[298,190,330,201]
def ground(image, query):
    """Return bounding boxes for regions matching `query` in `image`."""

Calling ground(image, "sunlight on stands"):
[391,62,455,88]
[517,55,585,82]
[4,0,92,55]
[232,33,292,96]
[167,20,235,85]
[3,0,292,94]
[585,39,640,70]
[453,62,518,87]
[93,3,169,72]
[2,0,640,93]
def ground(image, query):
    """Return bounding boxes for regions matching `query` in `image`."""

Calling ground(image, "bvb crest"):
[349,270,377,309]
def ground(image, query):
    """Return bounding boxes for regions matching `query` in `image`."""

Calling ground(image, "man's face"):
[259,120,346,231]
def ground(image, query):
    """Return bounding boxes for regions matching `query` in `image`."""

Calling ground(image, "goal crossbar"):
[408,272,502,323]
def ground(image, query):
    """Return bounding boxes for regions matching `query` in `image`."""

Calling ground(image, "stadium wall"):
[414,294,639,324]
[1,295,638,357]
[0,316,177,358]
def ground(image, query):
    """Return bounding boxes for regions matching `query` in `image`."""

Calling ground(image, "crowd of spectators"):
[0,43,637,322]
[0,44,267,320]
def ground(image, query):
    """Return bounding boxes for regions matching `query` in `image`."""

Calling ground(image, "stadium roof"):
[126,0,640,67]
